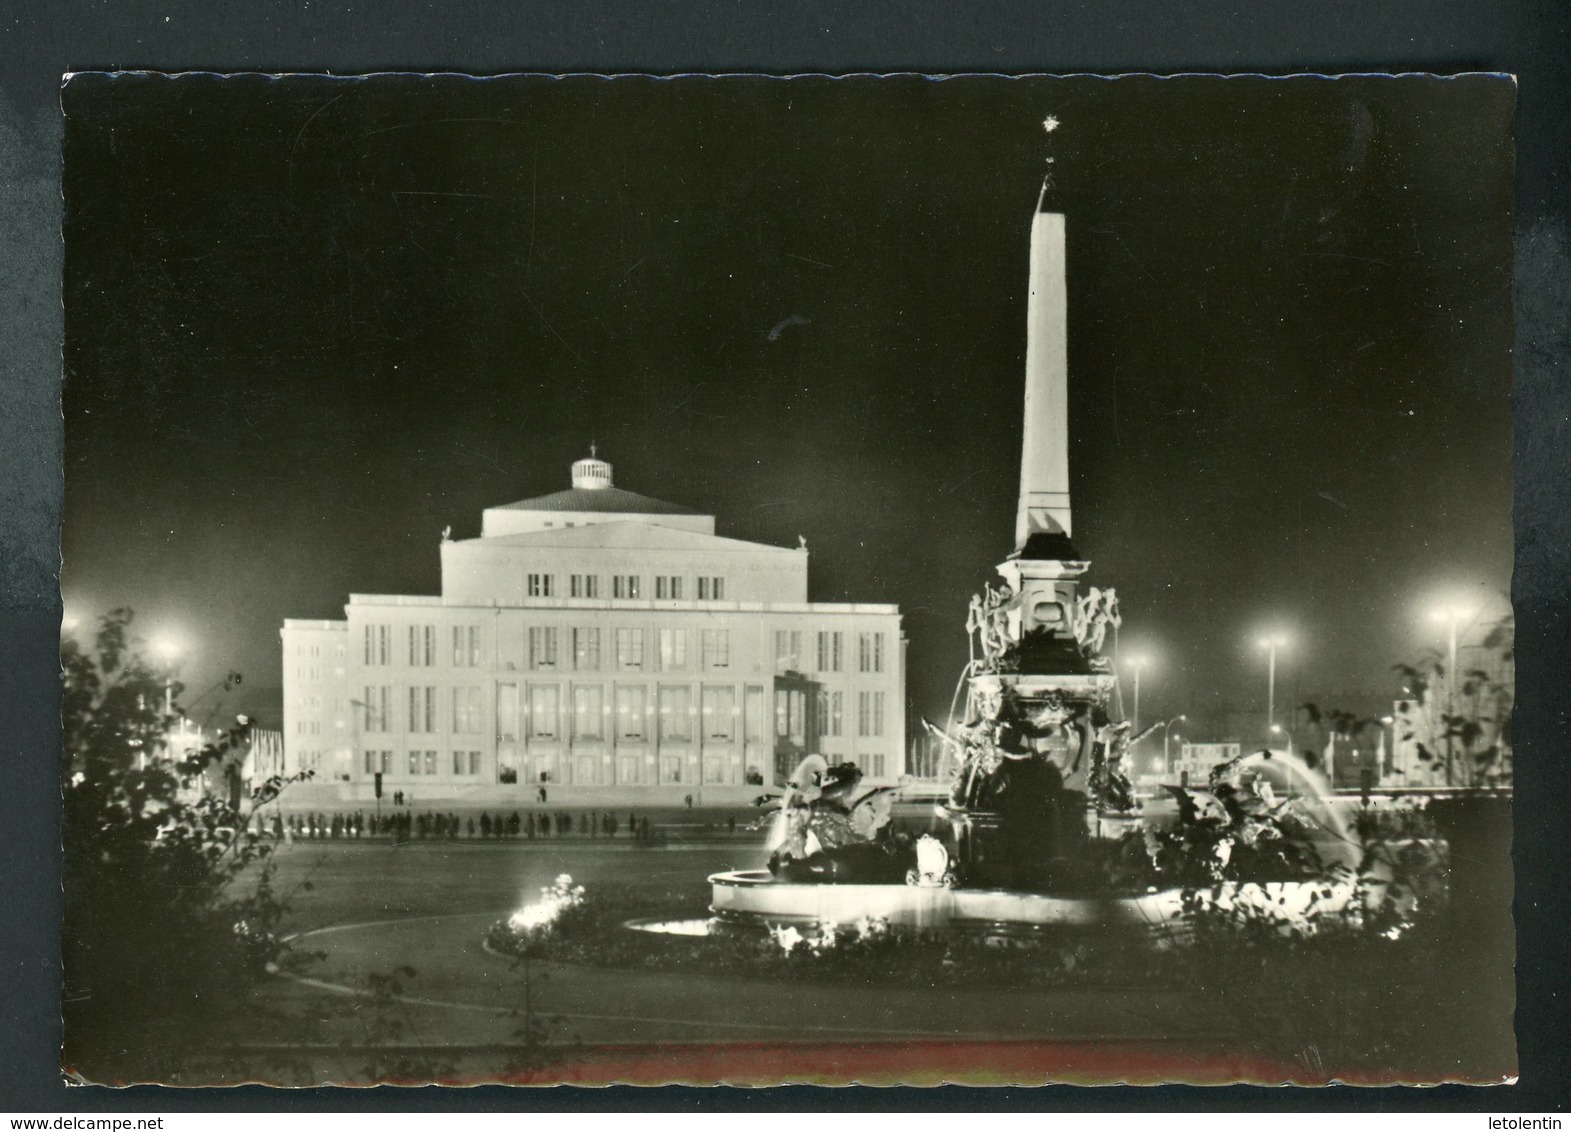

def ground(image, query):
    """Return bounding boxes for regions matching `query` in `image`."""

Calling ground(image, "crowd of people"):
[259,809,732,843]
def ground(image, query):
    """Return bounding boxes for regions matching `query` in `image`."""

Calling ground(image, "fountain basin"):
[709,870,1358,939]
[711,869,1188,935]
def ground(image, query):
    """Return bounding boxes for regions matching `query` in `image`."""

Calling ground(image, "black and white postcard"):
[59,72,1516,1087]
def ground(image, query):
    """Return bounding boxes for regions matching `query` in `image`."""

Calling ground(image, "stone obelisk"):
[994,180,1091,649]
[1015,181,1074,548]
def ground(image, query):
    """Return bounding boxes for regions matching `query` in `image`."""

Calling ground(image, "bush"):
[61,609,309,1082]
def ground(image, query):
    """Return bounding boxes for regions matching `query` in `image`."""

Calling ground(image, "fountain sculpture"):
[704,151,1210,935]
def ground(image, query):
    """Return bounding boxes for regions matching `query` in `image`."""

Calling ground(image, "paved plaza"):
[235,836,1273,1085]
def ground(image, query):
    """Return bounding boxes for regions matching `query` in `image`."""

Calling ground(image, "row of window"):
[533,626,731,670]
[364,749,485,777]
[529,573,727,601]
[292,643,347,660]
[773,688,888,741]
[360,623,891,675]
[357,747,889,782]
[774,630,887,674]
[813,690,886,739]
[359,682,888,742]
[840,753,889,778]
[497,683,745,743]
[363,625,744,672]
[358,624,483,668]
[295,748,329,770]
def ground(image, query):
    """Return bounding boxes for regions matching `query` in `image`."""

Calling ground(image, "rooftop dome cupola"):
[571,446,614,490]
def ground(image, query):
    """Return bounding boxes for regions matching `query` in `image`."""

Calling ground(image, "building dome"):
[571,449,613,490]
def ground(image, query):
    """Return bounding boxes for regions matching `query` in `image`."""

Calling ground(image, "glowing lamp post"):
[1256,634,1289,738]
[1428,603,1477,786]
[1159,715,1187,775]
[151,636,182,717]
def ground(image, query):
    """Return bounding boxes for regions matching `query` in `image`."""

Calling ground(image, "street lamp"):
[348,697,384,826]
[1126,654,1149,733]
[1269,722,1313,793]
[1428,602,1478,786]
[151,635,182,717]
[1256,633,1290,737]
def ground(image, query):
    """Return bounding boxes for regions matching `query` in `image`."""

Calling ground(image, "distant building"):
[1170,741,1242,787]
[281,453,906,802]
[161,719,285,808]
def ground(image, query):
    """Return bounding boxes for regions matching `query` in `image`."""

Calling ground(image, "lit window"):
[406,625,436,667]
[616,685,647,740]
[616,628,645,669]
[452,626,481,667]
[702,629,730,668]
[774,688,805,741]
[529,626,559,669]
[497,683,518,741]
[775,630,802,671]
[660,685,692,742]
[529,686,559,739]
[659,628,687,670]
[452,686,482,734]
[364,624,391,666]
[573,627,601,670]
[858,632,883,673]
[408,686,437,733]
[573,685,604,740]
[705,686,736,740]
[362,685,391,732]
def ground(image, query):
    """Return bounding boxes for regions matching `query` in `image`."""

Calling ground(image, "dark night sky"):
[60,73,1515,731]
